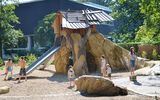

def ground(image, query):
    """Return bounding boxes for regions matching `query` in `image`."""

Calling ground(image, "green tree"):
[0,0,23,57]
[110,0,144,43]
[78,0,145,43]
[135,0,160,43]
[34,13,56,48]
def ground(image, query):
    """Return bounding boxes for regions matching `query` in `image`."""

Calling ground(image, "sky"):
[19,0,38,3]
[5,0,40,4]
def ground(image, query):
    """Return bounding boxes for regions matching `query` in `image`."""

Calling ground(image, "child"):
[18,56,27,83]
[68,65,75,87]
[4,58,13,80]
[101,56,106,77]
[106,64,111,80]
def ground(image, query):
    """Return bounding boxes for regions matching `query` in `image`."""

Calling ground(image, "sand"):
[0,65,156,100]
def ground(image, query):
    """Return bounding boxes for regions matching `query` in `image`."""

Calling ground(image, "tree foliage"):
[110,0,144,43]
[34,13,56,47]
[77,0,160,43]
[135,0,160,43]
[0,0,23,57]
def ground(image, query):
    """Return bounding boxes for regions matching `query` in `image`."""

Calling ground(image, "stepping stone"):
[0,86,10,94]
[129,75,137,81]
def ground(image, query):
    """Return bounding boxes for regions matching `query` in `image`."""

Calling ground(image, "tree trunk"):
[66,28,91,76]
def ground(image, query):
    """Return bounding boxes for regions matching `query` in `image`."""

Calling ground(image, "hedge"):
[117,42,160,60]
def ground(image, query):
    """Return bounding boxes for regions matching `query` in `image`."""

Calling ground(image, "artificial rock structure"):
[52,10,146,75]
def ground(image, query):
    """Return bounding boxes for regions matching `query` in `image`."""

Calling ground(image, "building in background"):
[10,0,114,52]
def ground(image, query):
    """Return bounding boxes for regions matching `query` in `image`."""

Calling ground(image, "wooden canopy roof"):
[54,10,114,29]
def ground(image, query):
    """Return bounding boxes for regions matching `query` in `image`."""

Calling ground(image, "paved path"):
[112,76,160,97]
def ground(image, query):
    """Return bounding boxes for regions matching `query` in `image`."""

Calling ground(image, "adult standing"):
[18,56,27,83]
[101,55,106,77]
[128,47,137,75]
[4,58,13,80]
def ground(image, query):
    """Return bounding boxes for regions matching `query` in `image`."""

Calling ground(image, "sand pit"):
[0,65,156,100]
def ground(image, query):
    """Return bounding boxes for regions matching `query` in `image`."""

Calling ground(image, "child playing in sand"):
[4,58,13,80]
[68,65,75,87]
[106,64,111,80]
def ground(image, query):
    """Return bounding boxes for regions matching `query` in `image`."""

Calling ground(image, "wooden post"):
[129,75,137,81]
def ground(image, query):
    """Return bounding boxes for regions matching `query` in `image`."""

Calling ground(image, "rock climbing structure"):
[52,10,147,75]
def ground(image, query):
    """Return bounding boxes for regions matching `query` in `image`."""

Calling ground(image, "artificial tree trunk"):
[66,28,91,76]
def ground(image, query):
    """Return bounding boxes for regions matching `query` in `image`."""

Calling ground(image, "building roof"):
[82,2,112,13]
[60,10,114,29]
[14,0,113,36]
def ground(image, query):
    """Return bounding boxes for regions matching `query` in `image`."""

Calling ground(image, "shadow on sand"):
[47,73,68,82]
[15,70,68,83]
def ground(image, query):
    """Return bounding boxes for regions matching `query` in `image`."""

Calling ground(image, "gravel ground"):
[0,65,156,100]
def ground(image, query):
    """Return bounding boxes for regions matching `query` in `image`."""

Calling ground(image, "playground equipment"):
[12,46,61,80]
[53,10,147,75]
[53,10,114,75]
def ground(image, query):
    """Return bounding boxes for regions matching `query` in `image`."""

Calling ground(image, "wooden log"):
[129,75,137,81]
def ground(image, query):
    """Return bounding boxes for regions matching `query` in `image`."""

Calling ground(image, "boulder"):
[75,75,128,96]
[0,86,10,94]
[135,62,160,76]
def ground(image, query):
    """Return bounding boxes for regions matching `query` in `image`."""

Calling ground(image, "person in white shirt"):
[101,56,106,77]
[106,64,111,80]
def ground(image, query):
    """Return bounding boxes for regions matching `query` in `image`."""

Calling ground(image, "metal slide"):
[12,46,61,79]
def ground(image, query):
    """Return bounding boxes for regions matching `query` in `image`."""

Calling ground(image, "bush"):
[118,42,160,60]
[51,61,55,65]
[0,65,5,70]
[158,55,160,60]
[0,57,4,66]
[13,56,20,63]
[26,53,37,66]
[118,43,139,55]
[0,57,5,70]
[12,53,37,66]
[142,51,147,58]
[152,49,158,60]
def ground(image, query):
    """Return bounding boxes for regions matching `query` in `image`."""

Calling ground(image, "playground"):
[0,65,157,100]
[0,0,160,100]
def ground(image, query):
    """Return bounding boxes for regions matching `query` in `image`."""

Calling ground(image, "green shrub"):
[158,55,160,60]
[118,43,139,52]
[152,49,158,60]
[142,51,147,58]
[0,65,5,70]
[26,53,37,66]
[51,61,55,65]
[13,56,21,63]
[12,53,38,66]
[0,57,5,70]
[0,57,4,66]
